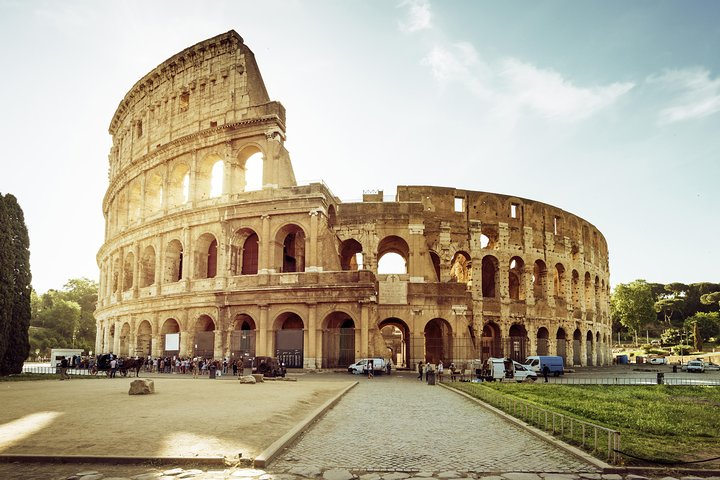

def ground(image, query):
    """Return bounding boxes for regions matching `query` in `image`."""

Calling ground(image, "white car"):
[686,360,705,373]
[648,357,667,365]
[703,362,720,371]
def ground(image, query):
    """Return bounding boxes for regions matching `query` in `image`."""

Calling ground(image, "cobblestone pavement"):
[272,373,594,473]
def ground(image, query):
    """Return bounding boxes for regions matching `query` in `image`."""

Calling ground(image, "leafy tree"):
[611,280,656,345]
[682,283,720,318]
[660,327,682,346]
[684,312,720,351]
[700,292,720,309]
[0,193,31,375]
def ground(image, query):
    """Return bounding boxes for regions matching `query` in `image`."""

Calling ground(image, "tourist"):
[109,357,117,378]
[417,361,424,381]
[367,360,374,379]
[542,365,550,383]
[437,360,444,382]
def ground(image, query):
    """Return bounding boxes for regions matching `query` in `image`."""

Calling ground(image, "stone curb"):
[440,383,610,471]
[254,381,359,468]
[0,454,226,465]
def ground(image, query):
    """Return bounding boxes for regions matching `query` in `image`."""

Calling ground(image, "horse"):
[119,357,146,377]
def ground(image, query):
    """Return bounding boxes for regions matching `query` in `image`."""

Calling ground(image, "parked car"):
[703,362,720,371]
[484,357,537,382]
[648,356,668,365]
[686,360,705,373]
[348,358,386,375]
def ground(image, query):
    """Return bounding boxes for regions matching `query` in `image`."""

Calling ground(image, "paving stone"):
[625,476,649,480]
[578,475,602,480]
[323,468,356,480]
[358,474,382,480]
[411,473,435,478]
[383,473,410,480]
[657,477,679,480]
[233,469,268,477]
[163,469,185,476]
[477,476,505,480]
[104,477,134,480]
[178,470,204,478]
[286,466,323,477]
[132,474,163,480]
[600,475,622,480]
[680,477,705,480]
[438,472,463,479]
[543,475,577,480]
[502,474,542,480]
[79,475,105,480]
[77,473,102,477]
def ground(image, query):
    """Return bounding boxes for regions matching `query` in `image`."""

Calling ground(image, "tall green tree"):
[684,312,720,352]
[611,279,656,345]
[700,292,720,310]
[0,193,31,375]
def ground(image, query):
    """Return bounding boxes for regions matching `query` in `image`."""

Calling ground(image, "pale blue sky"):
[1,0,718,294]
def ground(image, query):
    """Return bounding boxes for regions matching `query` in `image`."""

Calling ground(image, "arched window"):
[340,239,363,271]
[481,255,499,298]
[244,152,263,191]
[554,263,566,298]
[508,257,525,300]
[194,233,218,279]
[168,163,190,207]
[144,173,163,215]
[210,160,224,197]
[377,235,410,275]
[164,239,183,283]
[533,260,548,300]
[450,251,472,284]
[123,252,134,291]
[275,225,306,273]
[139,245,156,287]
[241,233,259,275]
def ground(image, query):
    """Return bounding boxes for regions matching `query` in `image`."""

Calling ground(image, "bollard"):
[656,372,664,385]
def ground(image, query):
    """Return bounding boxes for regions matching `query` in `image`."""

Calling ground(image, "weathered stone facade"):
[95,31,612,369]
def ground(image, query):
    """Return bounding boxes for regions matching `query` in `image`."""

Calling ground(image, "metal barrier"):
[455,383,621,464]
[547,376,720,386]
[21,366,92,376]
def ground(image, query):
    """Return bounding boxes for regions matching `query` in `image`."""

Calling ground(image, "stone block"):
[239,375,257,384]
[128,379,154,395]
[252,374,264,382]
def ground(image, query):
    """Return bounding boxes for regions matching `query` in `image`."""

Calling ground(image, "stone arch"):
[237,145,264,192]
[379,317,411,369]
[230,228,259,275]
[377,235,409,274]
[573,328,582,365]
[119,322,131,356]
[197,153,224,200]
[136,320,152,356]
[128,181,142,223]
[482,255,499,298]
[115,190,128,229]
[193,314,216,357]
[340,239,363,271]
[160,318,181,355]
[533,260,548,300]
[554,263,566,298]
[112,256,120,293]
[450,251,472,284]
[571,270,581,312]
[144,171,163,216]
[139,245,156,288]
[507,323,528,362]
[230,313,256,360]
[168,162,190,207]
[556,327,567,364]
[327,205,337,229]
[164,239,183,283]
[509,256,525,300]
[584,271,593,313]
[123,251,134,291]
[322,311,356,368]
[275,224,306,273]
[481,321,501,361]
[594,276,601,312]
[586,330,594,366]
[424,318,452,365]
[537,327,550,355]
[195,232,218,279]
[274,312,304,368]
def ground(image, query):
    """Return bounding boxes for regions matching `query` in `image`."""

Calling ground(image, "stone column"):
[213,329,223,359]
[360,302,370,358]
[306,303,317,369]
[307,210,319,271]
[259,214,271,273]
[132,243,140,298]
[408,224,424,280]
[112,319,122,354]
[257,305,269,356]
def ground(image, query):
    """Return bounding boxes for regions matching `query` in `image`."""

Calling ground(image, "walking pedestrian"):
[417,361,424,381]
[437,360,444,382]
[109,357,117,378]
[367,360,374,379]
[542,365,550,383]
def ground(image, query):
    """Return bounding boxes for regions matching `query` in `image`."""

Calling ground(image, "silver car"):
[686,360,705,373]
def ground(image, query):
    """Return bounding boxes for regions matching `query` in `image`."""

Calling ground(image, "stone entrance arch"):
[537,327,550,356]
[230,314,256,362]
[556,327,567,364]
[481,321,501,361]
[160,318,180,356]
[136,320,152,356]
[506,324,528,362]
[586,331,594,366]
[379,318,410,368]
[322,312,356,368]
[274,312,304,368]
[573,328,582,366]
[193,315,216,357]
[424,318,452,365]
[119,323,131,356]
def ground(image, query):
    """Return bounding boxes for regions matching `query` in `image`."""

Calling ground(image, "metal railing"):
[21,366,93,376]
[454,383,621,464]
[545,376,720,386]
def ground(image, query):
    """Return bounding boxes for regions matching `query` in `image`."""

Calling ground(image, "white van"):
[485,357,537,382]
[524,356,564,376]
[348,358,386,375]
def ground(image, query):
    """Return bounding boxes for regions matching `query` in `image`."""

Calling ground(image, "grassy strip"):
[450,382,720,466]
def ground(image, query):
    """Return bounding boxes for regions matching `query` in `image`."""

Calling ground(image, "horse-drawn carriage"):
[91,354,145,377]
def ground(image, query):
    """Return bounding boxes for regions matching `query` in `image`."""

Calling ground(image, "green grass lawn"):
[450,382,720,466]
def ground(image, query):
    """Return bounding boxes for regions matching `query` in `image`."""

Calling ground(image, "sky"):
[1,0,719,294]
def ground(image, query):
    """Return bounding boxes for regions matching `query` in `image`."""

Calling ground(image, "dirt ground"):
[0,375,352,461]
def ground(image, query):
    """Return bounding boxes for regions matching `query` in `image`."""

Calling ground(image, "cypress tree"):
[0,194,12,368]
[1,194,31,374]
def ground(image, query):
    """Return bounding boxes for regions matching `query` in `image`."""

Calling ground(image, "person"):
[367,360,374,379]
[386,360,392,375]
[232,361,238,376]
[59,357,69,380]
[425,362,432,384]
[449,362,456,381]
[542,364,550,383]
[417,361,424,381]
[437,360,444,382]
[109,357,117,378]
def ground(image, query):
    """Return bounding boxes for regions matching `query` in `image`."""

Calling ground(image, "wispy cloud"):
[422,43,634,121]
[398,0,432,33]
[649,68,720,125]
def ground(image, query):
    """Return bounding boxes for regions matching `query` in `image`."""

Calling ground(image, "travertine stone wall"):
[96,31,612,369]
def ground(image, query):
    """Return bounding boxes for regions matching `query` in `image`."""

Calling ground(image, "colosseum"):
[95,30,612,370]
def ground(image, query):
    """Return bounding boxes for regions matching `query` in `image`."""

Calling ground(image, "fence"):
[545,376,720,386]
[453,383,621,464]
[21,366,93,376]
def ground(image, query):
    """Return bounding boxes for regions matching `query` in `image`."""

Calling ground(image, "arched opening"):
[377,235,409,274]
[481,321,502,361]
[275,225,306,273]
[537,327,549,356]
[230,228,259,275]
[139,245,156,288]
[571,270,581,314]
[573,328,582,365]
[322,312,356,368]
[274,312,304,368]
[533,260,548,300]
[193,315,216,358]
[196,155,223,200]
[115,191,128,229]
[429,251,441,282]
[584,271,593,313]
[556,328,567,364]
[379,318,410,368]
[210,160,224,197]
[136,320,152,356]
[507,324,528,362]
[586,330,594,366]
[508,257,525,300]
[482,255,499,298]
[160,318,180,356]
[243,151,263,192]
[327,205,337,229]
[144,173,163,215]
[168,163,190,207]
[594,276,601,313]
[339,239,363,271]
[195,233,218,279]
[450,251,472,285]
[164,239,183,283]
[424,318,452,365]
[123,252,134,292]
[119,323,131,356]
[128,182,142,223]
[230,314,256,361]
[112,257,120,293]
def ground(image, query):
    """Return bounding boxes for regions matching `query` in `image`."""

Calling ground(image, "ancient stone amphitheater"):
[95,31,611,369]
